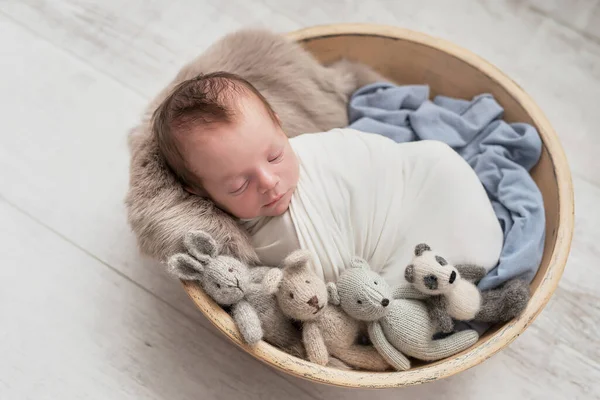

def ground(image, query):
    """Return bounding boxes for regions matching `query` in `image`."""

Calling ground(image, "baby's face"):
[181,95,299,219]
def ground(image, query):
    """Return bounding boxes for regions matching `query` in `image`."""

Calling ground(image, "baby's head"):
[152,72,299,219]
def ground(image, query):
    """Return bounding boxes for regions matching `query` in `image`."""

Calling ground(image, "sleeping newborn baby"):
[152,72,503,287]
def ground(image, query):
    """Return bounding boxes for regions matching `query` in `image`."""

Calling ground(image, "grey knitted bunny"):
[167,230,305,356]
[263,250,391,371]
[328,257,479,371]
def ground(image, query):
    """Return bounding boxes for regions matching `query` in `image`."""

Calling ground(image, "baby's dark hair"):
[152,71,278,192]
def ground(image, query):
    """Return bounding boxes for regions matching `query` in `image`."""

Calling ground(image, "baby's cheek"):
[238,193,263,219]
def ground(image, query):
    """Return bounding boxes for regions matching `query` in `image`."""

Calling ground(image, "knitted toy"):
[167,230,305,357]
[406,243,530,333]
[328,257,479,371]
[263,250,391,371]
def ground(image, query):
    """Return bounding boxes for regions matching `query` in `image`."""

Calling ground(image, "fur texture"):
[476,278,530,323]
[125,28,386,264]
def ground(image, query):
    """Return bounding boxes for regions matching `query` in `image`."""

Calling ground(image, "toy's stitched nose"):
[381,298,390,307]
[424,274,438,290]
[449,271,457,284]
[307,296,319,307]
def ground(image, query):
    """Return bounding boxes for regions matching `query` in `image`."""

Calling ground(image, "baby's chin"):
[261,199,290,217]
[260,192,292,217]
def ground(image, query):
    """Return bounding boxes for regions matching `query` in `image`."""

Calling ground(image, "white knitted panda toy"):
[405,243,530,334]
[405,243,483,332]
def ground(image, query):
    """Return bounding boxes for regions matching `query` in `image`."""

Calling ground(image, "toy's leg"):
[417,330,479,361]
[476,279,530,323]
[232,301,263,345]
[303,321,329,366]
[368,321,411,371]
[332,345,392,371]
[326,356,352,370]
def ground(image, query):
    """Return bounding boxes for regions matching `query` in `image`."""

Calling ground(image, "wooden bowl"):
[181,23,575,388]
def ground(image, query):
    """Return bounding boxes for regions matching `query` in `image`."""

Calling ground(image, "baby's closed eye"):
[229,180,249,195]
[268,150,284,163]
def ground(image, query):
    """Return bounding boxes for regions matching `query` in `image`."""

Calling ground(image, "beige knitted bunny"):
[264,250,391,371]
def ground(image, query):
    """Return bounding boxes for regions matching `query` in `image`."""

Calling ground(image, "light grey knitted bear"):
[264,250,391,371]
[327,257,479,371]
[407,243,530,333]
[167,230,305,357]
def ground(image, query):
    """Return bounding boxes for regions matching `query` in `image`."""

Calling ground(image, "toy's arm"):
[249,266,271,282]
[232,300,263,345]
[426,296,454,333]
[367,321,411,371]
[393,284,428,300]
[303,321,329,366]
[455,264,486,283]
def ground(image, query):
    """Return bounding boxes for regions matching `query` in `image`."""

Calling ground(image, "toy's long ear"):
[405,264,415,283]
[263,268,284,295]
[281,250,312,271]
[167,253,205,280]
[184,230,219,263]
[326,282,341,306]
[349,256,370,270]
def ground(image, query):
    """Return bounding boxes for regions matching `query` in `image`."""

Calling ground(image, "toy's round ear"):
[184,230,219,262]
[167,253,205,281]
[349,257,370,270]
[327,282,341,306]
[263,268,284,295]
[281,250,311,271]
[405,264,415,283]
[435,255,448,266]
[414,243,431,257]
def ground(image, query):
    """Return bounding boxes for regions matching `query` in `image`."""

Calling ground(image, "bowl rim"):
[181,23,575,388]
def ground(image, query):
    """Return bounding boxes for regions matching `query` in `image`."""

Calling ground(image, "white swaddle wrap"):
[242,128,503,287]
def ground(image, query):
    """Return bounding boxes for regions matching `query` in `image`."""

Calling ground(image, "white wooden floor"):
[1,0,599,399]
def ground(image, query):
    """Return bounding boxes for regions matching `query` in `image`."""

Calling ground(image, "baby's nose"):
[257,168,279,192]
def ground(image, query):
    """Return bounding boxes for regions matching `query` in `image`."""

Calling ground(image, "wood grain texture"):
[0,10,206,323]
[0,200,319,400]
[0,0,598,398]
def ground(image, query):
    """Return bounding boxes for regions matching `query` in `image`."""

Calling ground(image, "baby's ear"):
[349,257,370,270]
[405,264,415,283]
[167,253,205,280]
[281,250,312,272]
[183,185,207,197]
[262,268,283,295]
[327,282,341,306]
[184,230,219,262]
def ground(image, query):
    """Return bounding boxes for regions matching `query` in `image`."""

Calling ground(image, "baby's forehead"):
[235,91,275,120]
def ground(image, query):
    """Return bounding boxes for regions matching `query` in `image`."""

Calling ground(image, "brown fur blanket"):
[125,28,385,265]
